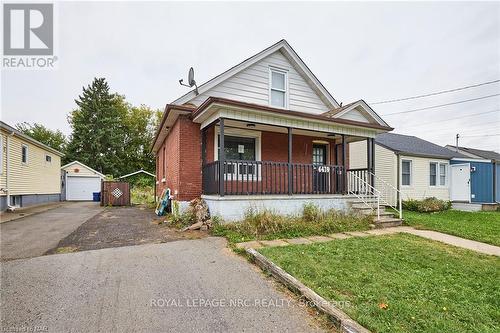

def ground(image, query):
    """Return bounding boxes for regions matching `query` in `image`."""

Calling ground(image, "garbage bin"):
[92,192,101,202]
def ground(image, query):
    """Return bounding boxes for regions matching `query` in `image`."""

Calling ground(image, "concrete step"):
[351,203,387,210]
[374,217,402,228]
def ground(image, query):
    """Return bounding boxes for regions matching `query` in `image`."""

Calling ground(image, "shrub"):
[403,197,451,213]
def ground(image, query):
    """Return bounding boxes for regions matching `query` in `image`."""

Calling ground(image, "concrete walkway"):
[236,226,500,256]
[1,202,104,261]
[1,238,325,332]
[403,228,500,256]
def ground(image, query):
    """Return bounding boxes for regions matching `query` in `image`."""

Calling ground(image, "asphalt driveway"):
[47,205,205,254]
[1,202,103,261]
[1,237,325,332]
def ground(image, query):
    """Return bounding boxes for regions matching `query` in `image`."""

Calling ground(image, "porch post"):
[366,138,371,186]
[288,127,293,195]
[371,138,376,187]
[219,118,225,196]
[342,134,346,194]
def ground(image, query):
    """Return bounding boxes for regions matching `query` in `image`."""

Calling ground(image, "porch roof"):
[192,97,393,138]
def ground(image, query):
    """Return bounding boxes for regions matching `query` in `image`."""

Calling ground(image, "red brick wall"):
[156,115,202,201]
[157,120,351,199]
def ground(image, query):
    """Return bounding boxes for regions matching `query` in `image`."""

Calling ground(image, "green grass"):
[404,210,500,246]
[131,186,155,206]
[211,206,372,243]
[259,233,500,333]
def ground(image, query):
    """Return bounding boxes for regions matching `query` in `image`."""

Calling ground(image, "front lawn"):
[403,210,500,246]
[259,234,500,333]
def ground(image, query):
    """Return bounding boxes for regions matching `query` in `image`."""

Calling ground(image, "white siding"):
[350,141,397,204]
[399,155,450,201]
[350,142,450,203]
[190,50,331,114]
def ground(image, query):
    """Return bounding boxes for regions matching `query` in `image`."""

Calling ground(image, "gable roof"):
[0,121,64,157]
[375,133,466,159]
[61,160,106,178]
[322,99,390,128]
[172,39,340,109]
[445,145,500,161]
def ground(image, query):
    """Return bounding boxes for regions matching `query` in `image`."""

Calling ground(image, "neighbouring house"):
[0,121,64,211]
[152,40,398,222]
[445,145,499,205]
[61,161,105,201]
[349,133,466,205]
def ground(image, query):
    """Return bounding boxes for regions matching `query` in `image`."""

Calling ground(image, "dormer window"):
[269,68,287,108]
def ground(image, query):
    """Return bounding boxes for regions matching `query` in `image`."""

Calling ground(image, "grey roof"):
[375,133,466,159]
[449,145,500,161]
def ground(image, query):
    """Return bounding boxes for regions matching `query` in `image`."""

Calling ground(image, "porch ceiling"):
[192,97,392,139]
[217,119,365,143]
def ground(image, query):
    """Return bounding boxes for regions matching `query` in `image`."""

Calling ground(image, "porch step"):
[374,216,403,228]
[351,203,387,210]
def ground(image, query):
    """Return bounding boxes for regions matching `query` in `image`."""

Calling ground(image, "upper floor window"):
[401,160,412,186]
[21,144,28,164]
[45,154,52,163]
[269,68,287,108]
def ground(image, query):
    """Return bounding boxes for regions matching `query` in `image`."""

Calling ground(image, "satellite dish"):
[179,67,199,95]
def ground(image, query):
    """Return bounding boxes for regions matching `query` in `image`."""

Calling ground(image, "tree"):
[65,78,127,175]
[15,122,67,152]
[121,105,162,173]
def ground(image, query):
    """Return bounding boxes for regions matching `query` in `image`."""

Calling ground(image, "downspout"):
[396,153,401,215]
[6,131,14,209]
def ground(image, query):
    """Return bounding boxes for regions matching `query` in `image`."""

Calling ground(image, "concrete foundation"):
[202,194,355,222]
[0,194,61,211]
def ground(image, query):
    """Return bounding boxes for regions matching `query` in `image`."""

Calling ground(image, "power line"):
[396,109,500,128]
[382,94,500,116]
[371,79,500,105]
[460,133,500,138]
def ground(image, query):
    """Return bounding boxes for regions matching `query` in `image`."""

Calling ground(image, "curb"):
[246,248,371,333]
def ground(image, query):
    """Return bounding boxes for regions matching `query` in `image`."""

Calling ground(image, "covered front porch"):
[195,97,385,196]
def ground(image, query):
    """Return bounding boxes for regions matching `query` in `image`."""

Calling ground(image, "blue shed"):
[450,159,495,203]
[447,145,499,204]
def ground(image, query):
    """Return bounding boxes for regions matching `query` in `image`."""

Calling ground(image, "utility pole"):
[456,133,460,152]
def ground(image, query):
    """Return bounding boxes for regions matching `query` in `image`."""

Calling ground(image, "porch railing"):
[202,160,348,196]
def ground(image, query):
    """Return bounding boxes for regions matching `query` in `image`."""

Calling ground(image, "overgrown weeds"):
[212,203,371,243]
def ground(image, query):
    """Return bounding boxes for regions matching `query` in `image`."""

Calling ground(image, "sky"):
[2,1,499,152]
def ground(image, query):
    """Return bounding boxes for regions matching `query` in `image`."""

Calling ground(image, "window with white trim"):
[21,144,28,164]
[45,154,52,163]
[269,68,287,108]
[430,162,448,186]
[401,160,412,186]
[439,163,447,186]
[218,135,256,176]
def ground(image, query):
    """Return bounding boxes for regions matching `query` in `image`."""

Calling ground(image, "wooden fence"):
[101,181,130,206]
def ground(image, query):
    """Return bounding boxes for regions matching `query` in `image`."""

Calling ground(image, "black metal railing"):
[201,160,363,196]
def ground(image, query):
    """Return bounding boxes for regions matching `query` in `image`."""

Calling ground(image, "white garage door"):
[66,176,101,201]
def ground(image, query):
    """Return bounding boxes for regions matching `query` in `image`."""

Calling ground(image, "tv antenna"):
[179,67,199,95]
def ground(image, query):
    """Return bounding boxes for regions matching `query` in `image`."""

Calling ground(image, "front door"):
[313,145,328,193]
[451,164,470,202]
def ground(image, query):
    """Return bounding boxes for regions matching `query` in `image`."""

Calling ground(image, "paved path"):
[237,226,500,256]
[1,202,103,261]
[1,238,325,332]
[403,228,500,256]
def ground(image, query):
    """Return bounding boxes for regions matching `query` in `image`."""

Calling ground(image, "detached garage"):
[61,161,105,201]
